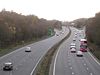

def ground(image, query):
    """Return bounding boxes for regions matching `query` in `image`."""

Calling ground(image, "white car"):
[70,48,76,53]
[70,45,76,49]
[25,47,31,52]
[76,51,83,57]
[70,43,76,49]
[3,62,13,71]
[70,43,76,46]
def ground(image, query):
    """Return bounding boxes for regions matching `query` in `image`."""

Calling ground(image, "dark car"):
[3,62,13,71]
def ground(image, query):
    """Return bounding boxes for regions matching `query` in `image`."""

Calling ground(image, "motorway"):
[0,26,69,75]
[52,28,100,75]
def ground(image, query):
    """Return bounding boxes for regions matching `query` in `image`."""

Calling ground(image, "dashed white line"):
[70,67,72,69]
[72,72,75,75]
[86,67,89,70]
[90,73,93,75]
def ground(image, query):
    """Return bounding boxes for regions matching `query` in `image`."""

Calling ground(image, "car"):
[56,34,59,36]
[70,45,76,49]
[70,43,76,46]
[76,51,83,57]
[73,38,76,41]
[75,33,77,35]
[75,35,77,38]
[3,62,13,71]
[25,47,31,52]
[70,43,76,49]
[70,48,76,53]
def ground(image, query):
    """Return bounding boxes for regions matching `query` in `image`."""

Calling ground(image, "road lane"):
[53,27,100,75]
[0,26,69,75]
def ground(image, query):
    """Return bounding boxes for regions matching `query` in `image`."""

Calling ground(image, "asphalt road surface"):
[0,26,69,75]
[52,27,100,75]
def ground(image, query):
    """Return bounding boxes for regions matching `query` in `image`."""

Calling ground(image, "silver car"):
[76,51,83,57]
[3,62,13,71]
[25,47,31,52]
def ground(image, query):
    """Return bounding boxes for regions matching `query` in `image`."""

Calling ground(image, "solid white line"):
[30,56,43,75]
[88,52,100,65]
[53,48,61,75]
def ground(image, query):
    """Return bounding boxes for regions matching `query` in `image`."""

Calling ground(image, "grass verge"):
[88,42,100,61]
[33,28,71,75]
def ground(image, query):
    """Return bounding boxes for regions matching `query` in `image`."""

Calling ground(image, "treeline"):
[86,12,100,59]
[86,12,100,46]
[0,10,62,48]
[70,18,87,28]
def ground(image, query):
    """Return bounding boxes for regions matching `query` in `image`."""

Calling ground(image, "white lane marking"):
[70,67,72,69]
[90,73,93,75]
[86,67,89,70]
[53,48,61,75]
[84,63,86,66]
[72,72,75,75]
[30,55,43,75]
[88,52,100,65]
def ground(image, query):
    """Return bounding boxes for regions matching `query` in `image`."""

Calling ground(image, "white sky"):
[0,0,100,21]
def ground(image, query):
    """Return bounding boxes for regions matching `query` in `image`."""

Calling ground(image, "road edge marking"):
[53,47,61,75]
[88,52,100,65]
[30,55,43,75]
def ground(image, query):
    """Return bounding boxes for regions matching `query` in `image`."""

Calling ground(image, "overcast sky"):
[0,0,100,21]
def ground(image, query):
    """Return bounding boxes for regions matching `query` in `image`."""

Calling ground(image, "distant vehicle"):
[70,43,76,46]
[3,62,13,71]
[70,43,76,49]
[75,35,77,38]
[25,47,31,52]
[73,38,76,41]
[70,48,76,53]
[70,45,76,49]
[56,34,59,36]
[75,33,77,35]
[76,51,83,57]
[62,32,64,34]
[80,39,87,52]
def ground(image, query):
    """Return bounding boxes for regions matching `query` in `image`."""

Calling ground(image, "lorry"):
[80,39,87,52]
